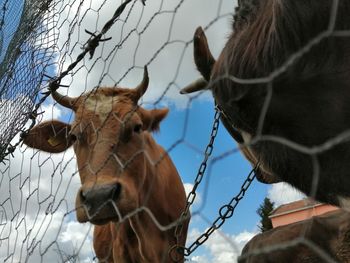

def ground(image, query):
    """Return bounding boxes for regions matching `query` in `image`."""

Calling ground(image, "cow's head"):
[24,67,169,225]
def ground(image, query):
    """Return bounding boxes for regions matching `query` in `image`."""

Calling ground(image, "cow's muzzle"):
[76,183,122,224]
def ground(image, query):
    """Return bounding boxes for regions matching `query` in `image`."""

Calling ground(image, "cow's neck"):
[112,213,174,263]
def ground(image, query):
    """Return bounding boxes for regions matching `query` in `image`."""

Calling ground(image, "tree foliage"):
[257,197,275,232]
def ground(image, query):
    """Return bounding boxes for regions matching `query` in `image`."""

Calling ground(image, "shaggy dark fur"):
[211,0,350,205]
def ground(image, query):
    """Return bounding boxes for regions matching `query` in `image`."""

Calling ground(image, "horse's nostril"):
[80,189,87,202]
[111,183,122,200]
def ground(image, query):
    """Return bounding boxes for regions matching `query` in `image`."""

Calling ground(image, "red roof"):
[269,198,321,218]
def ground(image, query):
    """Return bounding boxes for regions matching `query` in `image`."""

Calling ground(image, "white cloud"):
[268,182,306,207]
[0,210,94,263]
[184,183,202,207]
[188,228,257,263]
[0,135,88,262]
[59,220,94,262]
[39,101,64,122]
[190,255,210,263]
[52,0,235,109]
[60,221,91,243]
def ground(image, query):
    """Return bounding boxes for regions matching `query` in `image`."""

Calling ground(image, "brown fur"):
[239,210,350,263]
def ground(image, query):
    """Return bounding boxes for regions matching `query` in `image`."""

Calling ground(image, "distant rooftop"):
[269,198,322,218]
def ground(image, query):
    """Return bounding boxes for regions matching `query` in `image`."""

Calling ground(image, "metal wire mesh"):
[0,0,57,157]
[0,0,349,262]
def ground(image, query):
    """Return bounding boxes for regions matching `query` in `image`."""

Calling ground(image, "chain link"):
[169,106,257,261]
[184,166,256,257]
[169,106,220,262]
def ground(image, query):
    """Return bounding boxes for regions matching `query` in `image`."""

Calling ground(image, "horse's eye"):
[69,132,84,143]
[69,133,77,142]
[133,124,143,134]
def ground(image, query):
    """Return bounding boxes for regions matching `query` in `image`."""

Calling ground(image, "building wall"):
[271,204,339,228]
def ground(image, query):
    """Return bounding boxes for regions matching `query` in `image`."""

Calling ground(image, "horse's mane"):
[233,0,261,31]
[229,0,350,79]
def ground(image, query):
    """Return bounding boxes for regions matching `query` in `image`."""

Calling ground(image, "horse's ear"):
[138,108,169,132]
[23,120,72,153]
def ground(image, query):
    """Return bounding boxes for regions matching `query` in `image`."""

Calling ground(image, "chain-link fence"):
[0,0,349,262]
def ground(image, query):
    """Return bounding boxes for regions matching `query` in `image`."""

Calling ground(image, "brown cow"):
[239,209,350,263]
[181,1,350,207]
[23,67,189,262]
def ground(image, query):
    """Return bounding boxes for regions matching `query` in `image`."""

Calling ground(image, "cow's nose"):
[80,183,122,208]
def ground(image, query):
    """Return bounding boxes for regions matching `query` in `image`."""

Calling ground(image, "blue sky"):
[156,99,267,230]
[154,99,304,262]
[153,93,268,260]
[0,0,24,63]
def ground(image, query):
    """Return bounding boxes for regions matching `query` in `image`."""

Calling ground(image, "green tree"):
[257,197,275,232]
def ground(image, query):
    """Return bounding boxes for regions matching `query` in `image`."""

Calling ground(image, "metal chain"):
[184,166,256,256]
[169,106,221,262]
[169,106,257,262]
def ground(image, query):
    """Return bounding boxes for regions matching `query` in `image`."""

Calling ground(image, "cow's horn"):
[51,90,78,110]
[180,78,208,94]
[134,66,149,102]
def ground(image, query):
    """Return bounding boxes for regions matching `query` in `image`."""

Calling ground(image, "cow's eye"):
[133,124,142,134]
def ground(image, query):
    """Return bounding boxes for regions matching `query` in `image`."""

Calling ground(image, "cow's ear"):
[138,108,169,132]
[23,120,72,153]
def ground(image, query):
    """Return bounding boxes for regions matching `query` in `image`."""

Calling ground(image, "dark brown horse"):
[181,0,350,208]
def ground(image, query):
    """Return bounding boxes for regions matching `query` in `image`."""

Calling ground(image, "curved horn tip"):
[141,65,149,89]
[194,26,204,38]
[51,90,77,110]
[179,89,188,95]
[134,66,150,101]
[143,66,149,82]
[179,78,208,94]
